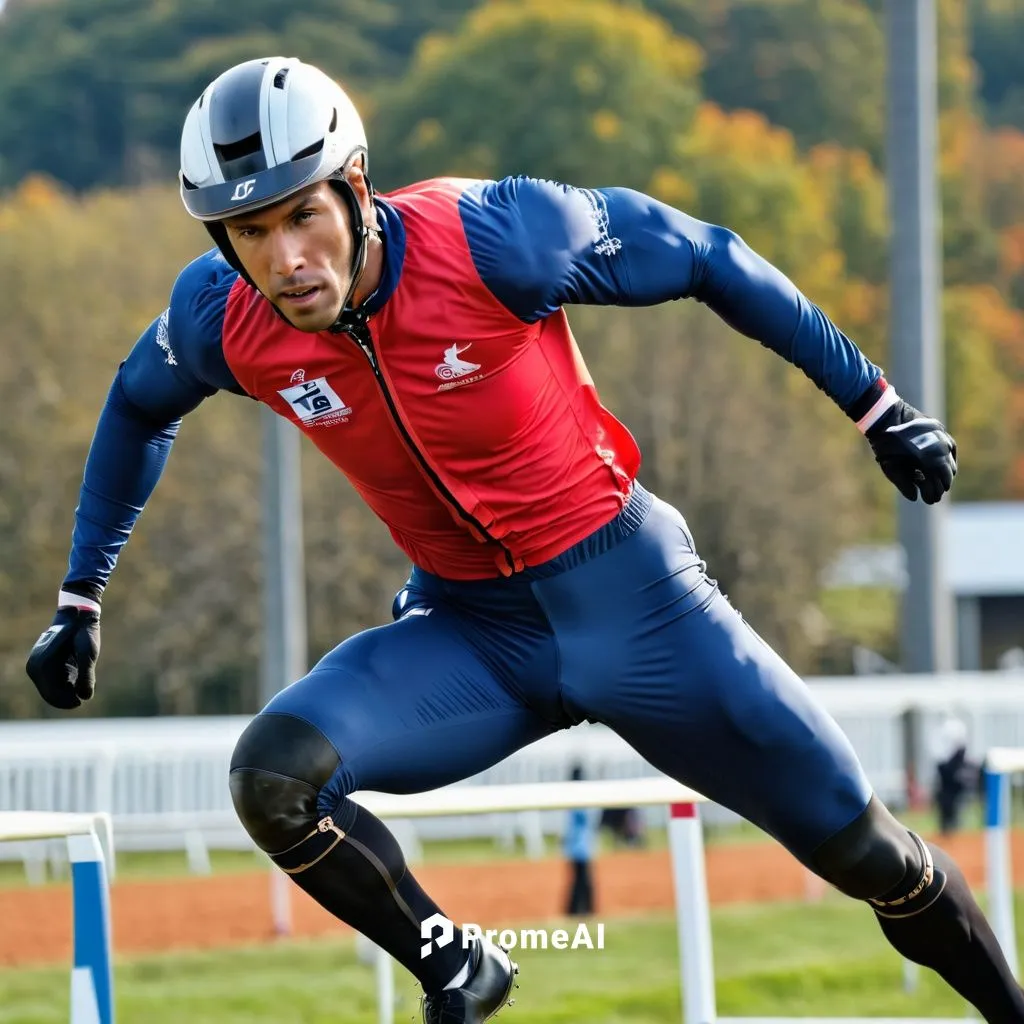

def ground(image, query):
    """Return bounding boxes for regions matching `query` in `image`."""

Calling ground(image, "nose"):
[268,228,307,280]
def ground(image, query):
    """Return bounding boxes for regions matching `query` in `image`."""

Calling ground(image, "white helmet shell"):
[179,56,367,221]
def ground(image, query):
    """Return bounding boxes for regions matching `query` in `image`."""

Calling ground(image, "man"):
[563,765,597,916]
[24,57,1018,1024]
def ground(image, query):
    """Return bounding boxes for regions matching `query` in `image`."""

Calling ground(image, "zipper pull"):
[349,323,378,370]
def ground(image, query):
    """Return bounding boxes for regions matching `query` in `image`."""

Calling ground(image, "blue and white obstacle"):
[0,811,114,1023]
[984,747,1024,980]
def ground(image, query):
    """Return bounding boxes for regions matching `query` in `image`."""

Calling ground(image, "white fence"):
[2,672,1024,872]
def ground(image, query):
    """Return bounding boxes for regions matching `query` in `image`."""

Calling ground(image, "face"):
[224,179,356,332]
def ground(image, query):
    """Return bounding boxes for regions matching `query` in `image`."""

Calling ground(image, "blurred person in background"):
[599,806,646,849]
[562,764,596,916]
[24,56,1019,1024]
[931,713,979,834]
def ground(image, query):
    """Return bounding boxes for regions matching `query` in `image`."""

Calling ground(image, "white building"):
[825,502,1024,671]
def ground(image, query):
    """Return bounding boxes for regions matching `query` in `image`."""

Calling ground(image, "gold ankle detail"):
[279,816,347,875]
[869,833,946,918]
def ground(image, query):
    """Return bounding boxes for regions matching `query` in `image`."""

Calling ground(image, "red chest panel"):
[221,179,640,578]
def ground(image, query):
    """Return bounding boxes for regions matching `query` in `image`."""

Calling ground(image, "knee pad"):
[808,794,946,915]
[229,713,340,854]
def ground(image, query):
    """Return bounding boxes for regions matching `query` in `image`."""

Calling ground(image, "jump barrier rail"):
[347,778,966,1024]
[0,811,114,1024]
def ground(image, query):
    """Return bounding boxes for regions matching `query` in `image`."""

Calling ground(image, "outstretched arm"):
[462,177,881,417]
[28,251,245,709]
[461,176,956,502]
[63,254,244,600]
[62,325,203,603]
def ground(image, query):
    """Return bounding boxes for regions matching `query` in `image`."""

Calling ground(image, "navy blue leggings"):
[261,483,872,864]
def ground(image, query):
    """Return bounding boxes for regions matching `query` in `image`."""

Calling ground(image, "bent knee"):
[808,794,921,900]
[229,712,339,853]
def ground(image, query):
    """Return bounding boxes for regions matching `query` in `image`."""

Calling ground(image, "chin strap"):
[326,174,379,334]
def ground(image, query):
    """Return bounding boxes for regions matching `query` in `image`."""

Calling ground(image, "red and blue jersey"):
[64,176,884,589]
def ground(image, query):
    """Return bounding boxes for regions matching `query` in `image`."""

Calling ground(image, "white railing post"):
[270,865,293,937]
[985,766,1018,978]
[668,802,716,1024]
[376,944,395,1024]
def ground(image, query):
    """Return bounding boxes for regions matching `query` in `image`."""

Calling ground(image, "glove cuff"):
[848,377,901,434]
[58,586,101,614]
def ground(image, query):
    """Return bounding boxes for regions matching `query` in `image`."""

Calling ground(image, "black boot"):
[421,938,519,1024]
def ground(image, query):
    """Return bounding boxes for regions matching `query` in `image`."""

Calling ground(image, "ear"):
[343,162,376,226]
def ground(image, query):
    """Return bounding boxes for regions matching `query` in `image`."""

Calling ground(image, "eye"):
[295,209,315,224]
[234,226,259,240]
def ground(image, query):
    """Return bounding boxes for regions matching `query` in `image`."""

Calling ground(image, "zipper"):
[347,323,517,573]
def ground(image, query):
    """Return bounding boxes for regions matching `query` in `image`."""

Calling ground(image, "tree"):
[942,286,1016,500]
[370,0,703,192]
[807,145,888,286]
[652,104,874,337]
[968,0,1024,130]
[0,0,396,190]
[641,0,886,163]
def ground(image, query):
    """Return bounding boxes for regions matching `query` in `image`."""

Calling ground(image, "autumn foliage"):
[0,0,1020,711]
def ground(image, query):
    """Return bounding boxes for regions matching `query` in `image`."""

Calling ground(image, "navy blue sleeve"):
[459,177,883,414]
[63,250,244,594]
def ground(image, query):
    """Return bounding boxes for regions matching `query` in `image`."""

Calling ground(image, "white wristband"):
[856,384,901,434]
[58,590,101,614]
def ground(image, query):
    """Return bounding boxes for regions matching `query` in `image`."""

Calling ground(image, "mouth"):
[278,285,321,308]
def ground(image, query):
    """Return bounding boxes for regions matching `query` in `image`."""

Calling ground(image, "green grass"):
[3,892,1020,1023]
[819,586,899,653]
[700,801,987,848]
[0,848,269,889]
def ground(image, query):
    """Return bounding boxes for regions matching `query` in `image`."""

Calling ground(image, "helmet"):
[179,56,367,222]
[178,56,375,331]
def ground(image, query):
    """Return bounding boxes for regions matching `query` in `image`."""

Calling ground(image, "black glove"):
[866,397,957,505]
[26,603,101,710]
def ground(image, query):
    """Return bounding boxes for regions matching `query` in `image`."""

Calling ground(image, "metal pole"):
[884,0,955,676]
[260,406,308,935]
[260,406,308,706]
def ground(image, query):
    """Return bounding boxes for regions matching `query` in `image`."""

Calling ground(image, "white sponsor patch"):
[278,376,352,425]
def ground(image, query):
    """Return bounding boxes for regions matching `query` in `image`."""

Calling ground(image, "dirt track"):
[1,828,1019,967]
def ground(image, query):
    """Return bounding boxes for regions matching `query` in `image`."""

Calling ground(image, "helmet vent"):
[214,132,262,164]
[291,139,325,161]
[329,108,338,133]
[213,131,268,178]
[273,68,289,90]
